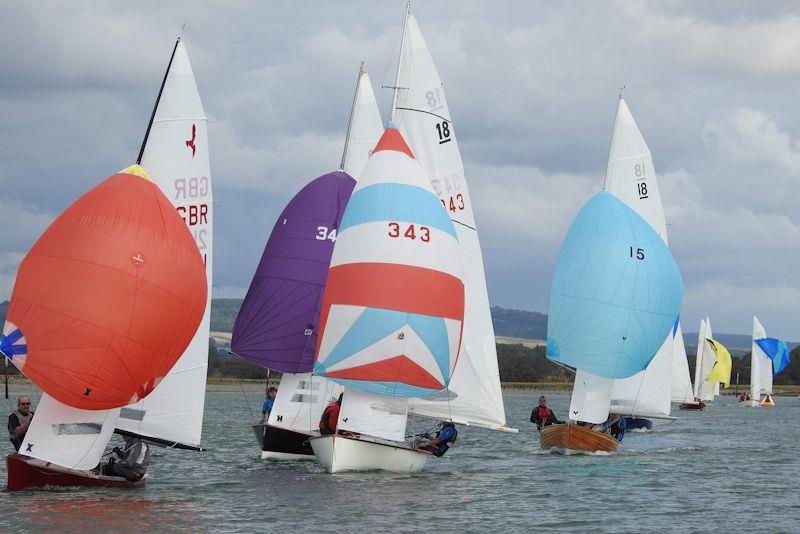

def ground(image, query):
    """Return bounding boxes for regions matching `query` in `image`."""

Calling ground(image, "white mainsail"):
[20,394,120,471]
[116,39,212,448]
[671,322,694,403]
[393,7,509,431]
[606,97,673,418]
[693,317,717,401]
[750,315,773,399]
[341,65,384,179]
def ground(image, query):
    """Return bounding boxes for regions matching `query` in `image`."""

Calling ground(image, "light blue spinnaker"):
[546,191,683,379]
[755,338,791,374]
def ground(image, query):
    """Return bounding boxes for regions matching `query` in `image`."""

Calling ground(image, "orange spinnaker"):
[4,170,207,410]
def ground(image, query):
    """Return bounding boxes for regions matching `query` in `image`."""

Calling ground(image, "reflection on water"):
[1,391,799,532]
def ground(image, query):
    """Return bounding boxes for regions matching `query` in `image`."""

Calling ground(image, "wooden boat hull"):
[260,425,315,461]
[539,423,618,455]
[6,454,146,491]
[310,434,431,473]
[679,402,706,410]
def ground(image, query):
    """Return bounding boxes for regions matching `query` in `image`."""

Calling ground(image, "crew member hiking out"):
[530,395,562,430]
[418,421,458,457]
[102,435,150,482]
[319,393,342,436]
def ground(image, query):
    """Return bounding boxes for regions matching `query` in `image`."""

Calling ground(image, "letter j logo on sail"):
[186,124,197,157]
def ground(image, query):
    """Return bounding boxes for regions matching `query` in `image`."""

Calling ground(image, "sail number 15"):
[629,247,645,260]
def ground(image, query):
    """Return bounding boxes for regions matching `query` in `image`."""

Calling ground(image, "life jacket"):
[431,425,458,457]
[536,406,552,422]
[319,402,339,433]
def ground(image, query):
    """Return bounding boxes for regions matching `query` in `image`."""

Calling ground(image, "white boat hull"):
[739,399,759,407]
[310,434,431,474]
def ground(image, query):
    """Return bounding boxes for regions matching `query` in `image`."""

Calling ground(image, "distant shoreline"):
[4,376,798,396]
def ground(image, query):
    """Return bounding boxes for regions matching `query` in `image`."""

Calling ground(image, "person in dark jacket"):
[530,396,562,430]
[8,396,34,451]
[418,422,458,457]
[319,393,343,435]
[103,435,150,481]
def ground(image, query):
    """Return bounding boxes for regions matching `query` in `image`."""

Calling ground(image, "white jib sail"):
[606,97,673,418]
[269,372,343,434]
[341,66,384,179]
[569,370,614,424]
[671,322,695,403]
[20,394,121,471]
[751,315,773,398]
[337,389,408,442]
[116,40,212,448]
[395,10,508,431]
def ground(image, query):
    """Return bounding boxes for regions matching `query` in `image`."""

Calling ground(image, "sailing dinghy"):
[4,37,213,490]
[681,317,731,410]
[231,64,383,460]
[309,126,465,473]
[390,2,517,435]
[539,192,683,455]
[741,315,789,407]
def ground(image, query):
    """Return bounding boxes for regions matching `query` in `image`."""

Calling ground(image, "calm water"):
[1,389,798,533]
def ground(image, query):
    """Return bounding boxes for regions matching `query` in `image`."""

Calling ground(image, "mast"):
[602,94,624,190]
[136,37,181,164]
[389,1,411,123]
[340,62,365,171]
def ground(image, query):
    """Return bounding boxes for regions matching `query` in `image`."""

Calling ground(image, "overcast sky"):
[1,1,799,339]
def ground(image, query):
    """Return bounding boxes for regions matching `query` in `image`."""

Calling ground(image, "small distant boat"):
[683,317,729,410]
[742,315,790,408]
[679,401,706,411]
[541,191,683,455]
[231,63,383,461]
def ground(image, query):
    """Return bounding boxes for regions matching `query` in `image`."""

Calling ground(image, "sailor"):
[104,435,150,481]
[530,396,562,430]
[418,421,458,457]
[319,393,343,435]
[260,386,277,424]
[8,396,34,452]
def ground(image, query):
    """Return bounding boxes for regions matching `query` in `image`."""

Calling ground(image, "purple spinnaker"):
[231,171,356,372]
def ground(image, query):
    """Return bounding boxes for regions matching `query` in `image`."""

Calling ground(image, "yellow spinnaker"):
[705,338,732,387]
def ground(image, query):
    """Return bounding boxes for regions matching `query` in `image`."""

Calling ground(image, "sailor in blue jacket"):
[260,387,277,424]
[418,421,458,457]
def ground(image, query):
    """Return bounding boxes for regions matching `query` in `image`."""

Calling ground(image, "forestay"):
[393,9,508,430]
[606,97,674,418]
[20,394,121,471]
[116,39,212,448]
[337,389,408,442]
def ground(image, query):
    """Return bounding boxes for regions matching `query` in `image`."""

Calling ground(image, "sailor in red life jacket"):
[319,393,343,436]
[530,395,563,430]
